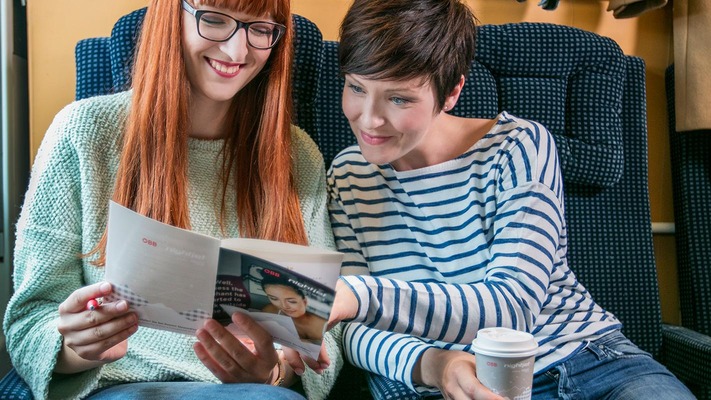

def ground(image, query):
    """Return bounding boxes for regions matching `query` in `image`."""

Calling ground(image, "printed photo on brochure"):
[213,248,335,356]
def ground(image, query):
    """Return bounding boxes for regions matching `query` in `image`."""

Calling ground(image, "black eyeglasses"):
[182,1,286,50]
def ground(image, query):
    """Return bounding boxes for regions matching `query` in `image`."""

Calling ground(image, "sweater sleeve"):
[343,321,438,395]
[3,103,105,400]
[300,323,345,400]
[293,125,337,253]
[304,158,337,252]
[338,178,564,342]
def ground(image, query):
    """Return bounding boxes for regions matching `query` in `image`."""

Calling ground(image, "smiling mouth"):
[360,131,391,145]
[208,58,241,77]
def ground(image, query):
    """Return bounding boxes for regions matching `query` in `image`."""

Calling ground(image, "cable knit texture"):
[3,90,342,400]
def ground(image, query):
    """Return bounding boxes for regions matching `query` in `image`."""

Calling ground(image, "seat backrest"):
[75,12,661,357]
[75,37,112,100]
[666,66,711,337]
[75,8,146,100]
[314,23,661,358]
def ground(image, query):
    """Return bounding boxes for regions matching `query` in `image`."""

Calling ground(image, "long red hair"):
[91,0,306,265]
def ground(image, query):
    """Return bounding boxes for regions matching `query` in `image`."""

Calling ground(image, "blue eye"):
[347,83,364,94]
[391,97,410,105]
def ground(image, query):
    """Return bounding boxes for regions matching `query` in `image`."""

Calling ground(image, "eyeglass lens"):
[198,12,282,49]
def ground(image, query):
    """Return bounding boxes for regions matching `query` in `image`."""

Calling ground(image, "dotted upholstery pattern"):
[452,61,499,118]
[666,66,711,338]
[561,55,661,356]
[664,66,711,400]
[0,369,32,400]
[314,41,350,165]
[662,324,711,399]
[74,8,145,99]
[291,15,323,137]
[365,373,420,400]
[75,38,112,100]
[109,8,146,93]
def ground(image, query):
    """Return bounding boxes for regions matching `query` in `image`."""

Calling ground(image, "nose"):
[220,26,249,60]
[360,99,385,130]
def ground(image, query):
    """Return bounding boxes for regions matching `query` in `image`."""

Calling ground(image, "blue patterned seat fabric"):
[0,369,32,400]
[4,9,708,400]
[74,37,112,100]
[75,8,146,100]
[108,8,146,93]
[664,66,711,400]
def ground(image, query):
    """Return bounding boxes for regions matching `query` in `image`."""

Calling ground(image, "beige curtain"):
[673,0,711,131]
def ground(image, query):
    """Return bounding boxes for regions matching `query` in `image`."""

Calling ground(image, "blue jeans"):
[532,331,695,400]
[87,382,306,400]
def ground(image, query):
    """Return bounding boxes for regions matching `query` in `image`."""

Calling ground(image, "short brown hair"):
[339,0,478,110]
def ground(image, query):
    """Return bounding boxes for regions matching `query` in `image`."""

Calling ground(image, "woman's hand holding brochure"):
[194,312,283,384]
[56,281,138,374]
[325,279,359,331]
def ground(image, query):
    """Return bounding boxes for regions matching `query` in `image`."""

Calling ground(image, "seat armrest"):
[661,323,711,399]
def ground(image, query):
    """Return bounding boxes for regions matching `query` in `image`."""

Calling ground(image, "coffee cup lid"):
[471,327,539,358]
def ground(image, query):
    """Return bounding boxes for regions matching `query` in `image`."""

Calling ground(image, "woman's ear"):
[442,75,466,112]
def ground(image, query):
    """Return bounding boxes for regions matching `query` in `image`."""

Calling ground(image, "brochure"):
[104,201,343,358]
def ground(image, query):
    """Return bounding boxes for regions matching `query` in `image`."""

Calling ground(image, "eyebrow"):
[348,76,421,95]
[384,87,419,95]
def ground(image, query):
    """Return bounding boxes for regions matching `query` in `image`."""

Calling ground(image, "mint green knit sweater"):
[3,91,343,400]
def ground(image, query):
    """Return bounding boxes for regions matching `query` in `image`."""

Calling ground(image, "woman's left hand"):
[194,312,279,384]
[415,349,504,400]
[325,279,359,331]
[282,343,330,376]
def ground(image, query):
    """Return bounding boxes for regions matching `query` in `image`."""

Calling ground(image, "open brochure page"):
[215,247,337,358]
[104,201,343,358]
[105,201,221,335]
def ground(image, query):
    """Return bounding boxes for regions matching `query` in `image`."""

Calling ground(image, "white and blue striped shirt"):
[327,112,620,394]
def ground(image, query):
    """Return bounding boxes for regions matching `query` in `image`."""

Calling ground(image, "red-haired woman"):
[3,1,340,399]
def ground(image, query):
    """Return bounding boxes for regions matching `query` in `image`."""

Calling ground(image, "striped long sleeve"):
[327,112,619,394]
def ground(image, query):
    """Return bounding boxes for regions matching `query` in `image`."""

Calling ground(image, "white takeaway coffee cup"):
[471,327,539,400]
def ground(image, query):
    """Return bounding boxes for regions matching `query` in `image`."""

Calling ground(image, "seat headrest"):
[464,23,626,188]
